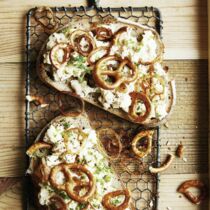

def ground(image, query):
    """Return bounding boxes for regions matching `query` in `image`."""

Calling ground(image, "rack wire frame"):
[25,5,162,210]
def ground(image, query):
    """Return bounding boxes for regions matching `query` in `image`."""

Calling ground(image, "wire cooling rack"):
[25,4,162,210]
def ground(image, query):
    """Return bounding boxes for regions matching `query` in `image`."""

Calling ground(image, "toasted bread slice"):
[27,113,134,209]
[37,17,175,127]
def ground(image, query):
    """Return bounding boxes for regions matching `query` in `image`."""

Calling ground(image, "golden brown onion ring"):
[87,47,109,65]
[131,130,153,158]
[49,195,68,210]
[92,27,113,41]
[129,92,151,123]
[93,55,138,90]
[50,163,72,191]
[177,180,207,205]
[70,30,96,56]
[65,164,96,203]
[102,189,130,210]
[62,127,88,154]
[50,43,72,69]
[97,128,122,160]
[26,142,52,157]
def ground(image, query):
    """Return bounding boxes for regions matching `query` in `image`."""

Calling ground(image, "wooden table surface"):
[0,0,208,209]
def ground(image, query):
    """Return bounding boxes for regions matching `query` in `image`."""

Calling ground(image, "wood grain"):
[0,0,208,62]
[159,173,208,210]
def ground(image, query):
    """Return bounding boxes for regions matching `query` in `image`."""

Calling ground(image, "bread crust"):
[37,17,175,127]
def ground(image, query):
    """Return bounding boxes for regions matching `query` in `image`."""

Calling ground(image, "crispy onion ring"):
[102,189,130,210]
[92,27,113,41]
[62,128,88,154]
[93,55,138,90]
[50,163,71,191]
[112,26,128,44]
[26,142,52,157]
[58,92,85,117]
[65,164,96,203]
[50,43,72,69]
[129,92,151,123]
[32,158,51,184]
[149,154,174,173]
[177,180,207,204]
[70,30,96,56]
[34,7,58,34]
[87,47,109,65]
[135,67,166,101]
[49,195,68,210]
[50,163,95,203]
[97,128,122,160]
[131,130,153,158]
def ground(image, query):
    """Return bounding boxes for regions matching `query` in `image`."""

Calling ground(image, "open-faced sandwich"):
[37,17,176,126]
[26,113,133,210]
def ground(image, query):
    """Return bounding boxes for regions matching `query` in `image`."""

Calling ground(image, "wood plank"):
[0,178,19,196]
[0,0,208,62]
[159,173,208,210]
[0,181,23,210]
[0,147,25,177]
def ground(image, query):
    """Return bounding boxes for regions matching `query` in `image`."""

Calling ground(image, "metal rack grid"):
[25,5,162,210]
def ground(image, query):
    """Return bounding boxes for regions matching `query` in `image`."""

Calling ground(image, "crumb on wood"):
[185,77,188,82]
[183,157,188,162]
[176,143,184,158]
[164,122,169,128]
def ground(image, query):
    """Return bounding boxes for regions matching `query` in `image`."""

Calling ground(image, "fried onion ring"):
[93,55,138,90]
[70,30,96,56]
[65,164,96,203]
[177,180,207,204]
[49,195,68,210]
[50,163,95,203]
[92,27,113,41]
[149,154,174,173]
[97,128,122,160]
[62,128,88,154]
[26,142,52,157]
[128,92,151,123]
[102,189,130,210]
[131,130,153,158]
[50,163,71,191]
[50,43,72,69]
[87,47,109,65]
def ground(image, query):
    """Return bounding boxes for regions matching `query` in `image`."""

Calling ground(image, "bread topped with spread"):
[37,17,175,126]
[26,114,133,210]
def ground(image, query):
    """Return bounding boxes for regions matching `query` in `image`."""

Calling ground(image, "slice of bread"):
[27,113,134,209]
[37,17,175,127]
